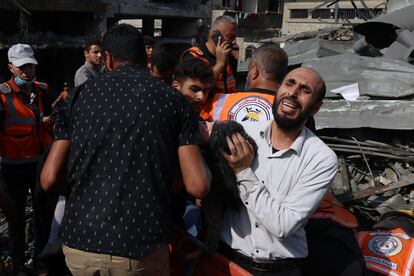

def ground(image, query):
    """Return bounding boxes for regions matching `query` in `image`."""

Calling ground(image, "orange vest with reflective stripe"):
[181,46,237,94]
[200,92,274,122]
[310,192,358,229]
[357,228,414,276]
[0,80,52,163]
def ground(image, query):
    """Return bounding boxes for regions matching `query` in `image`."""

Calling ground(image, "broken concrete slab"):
[303,53,414,99]
[316,100,414,130]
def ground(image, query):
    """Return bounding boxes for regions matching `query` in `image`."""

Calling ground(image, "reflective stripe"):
[4,94,37,125]
[357,231,367,246]
[310,213,357,228]
[4,117,36,125]
[366,262,400,276]
[5,94,17,118]
[213,94,229,121]
[1,156,40,164]
[0,83,11,94]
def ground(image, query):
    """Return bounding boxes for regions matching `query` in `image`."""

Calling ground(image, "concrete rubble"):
[278,1,414,226]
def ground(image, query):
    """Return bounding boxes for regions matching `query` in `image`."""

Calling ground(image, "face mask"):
[14,75,36,87]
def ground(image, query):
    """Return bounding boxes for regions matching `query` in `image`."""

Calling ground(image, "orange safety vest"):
[181,47,237,94]
[310,192,358,229]
[0,80,52,163]
[200,92,275,122]
[357,228,414,276]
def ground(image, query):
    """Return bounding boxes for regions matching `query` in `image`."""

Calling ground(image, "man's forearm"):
[40,140,70,193]
[179,144,211,198]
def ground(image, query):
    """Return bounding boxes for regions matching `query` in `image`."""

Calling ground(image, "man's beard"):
[272,96,311,131]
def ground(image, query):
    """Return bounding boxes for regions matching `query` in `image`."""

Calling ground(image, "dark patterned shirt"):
[55,64,200,257]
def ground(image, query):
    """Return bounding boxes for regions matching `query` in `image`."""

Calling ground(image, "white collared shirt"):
[220,121,338,260]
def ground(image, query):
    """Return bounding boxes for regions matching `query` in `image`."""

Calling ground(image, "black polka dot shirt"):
[54,64,200,258]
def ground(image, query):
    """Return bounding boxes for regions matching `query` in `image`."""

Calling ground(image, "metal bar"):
[359,0,376,18]
[329,147,414,161]
[339,157,351,192]
[326,143,414,157]
[338,174,414,203]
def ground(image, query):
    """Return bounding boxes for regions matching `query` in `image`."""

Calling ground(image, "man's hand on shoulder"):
[220,133,255,174]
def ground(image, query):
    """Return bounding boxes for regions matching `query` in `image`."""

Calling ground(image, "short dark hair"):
[84,40,101,52]
[102,24,146,66]
[174,59,214,84]
[251,43,288,84]
[143,36,155,46]
[152,49,177,74]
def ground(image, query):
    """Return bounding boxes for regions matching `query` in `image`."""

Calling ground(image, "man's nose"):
[287,86,299,98]
[196,92,206,102]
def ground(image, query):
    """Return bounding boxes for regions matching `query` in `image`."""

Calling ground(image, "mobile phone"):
[211,31,225,46]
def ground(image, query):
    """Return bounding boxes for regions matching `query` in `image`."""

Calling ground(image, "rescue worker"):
[181,15,238,96]
[357,210,414,276]
[200,43,286,122]
[0,43,53,275]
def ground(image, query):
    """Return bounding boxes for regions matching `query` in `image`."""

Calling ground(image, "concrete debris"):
[303,53,414,99]
[276,3,414,225]
[354,4,414,50]
[284,38,353,66]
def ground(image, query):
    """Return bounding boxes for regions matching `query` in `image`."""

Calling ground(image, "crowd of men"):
[0,15,369,276]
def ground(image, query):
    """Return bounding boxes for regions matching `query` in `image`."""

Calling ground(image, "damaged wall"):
[0,0,213,95]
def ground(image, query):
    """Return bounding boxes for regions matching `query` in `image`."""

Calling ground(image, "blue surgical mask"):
[14,75,36,87]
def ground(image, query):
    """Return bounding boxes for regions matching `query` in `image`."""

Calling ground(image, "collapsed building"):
[271,1,414,228]
[0,0,212,95]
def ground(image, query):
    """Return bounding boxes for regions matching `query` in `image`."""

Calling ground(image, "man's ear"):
[84,50,89,58]
[104,51,114,72]
[251,66,260,81]
[172,80,181,91]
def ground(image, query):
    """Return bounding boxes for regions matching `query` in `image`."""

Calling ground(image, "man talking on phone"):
[181,15,238,96]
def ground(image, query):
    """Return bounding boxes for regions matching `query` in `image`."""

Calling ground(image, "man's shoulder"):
[303,128,337,163]
[182,46,206,61]
[75,63,89,75]
[34,81,48,91]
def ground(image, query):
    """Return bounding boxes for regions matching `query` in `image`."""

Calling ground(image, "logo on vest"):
[368,236,403,257]
[228,96,272,122]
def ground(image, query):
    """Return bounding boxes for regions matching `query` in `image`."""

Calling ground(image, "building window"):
[290,8,383,20]
[290,9,309,19]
